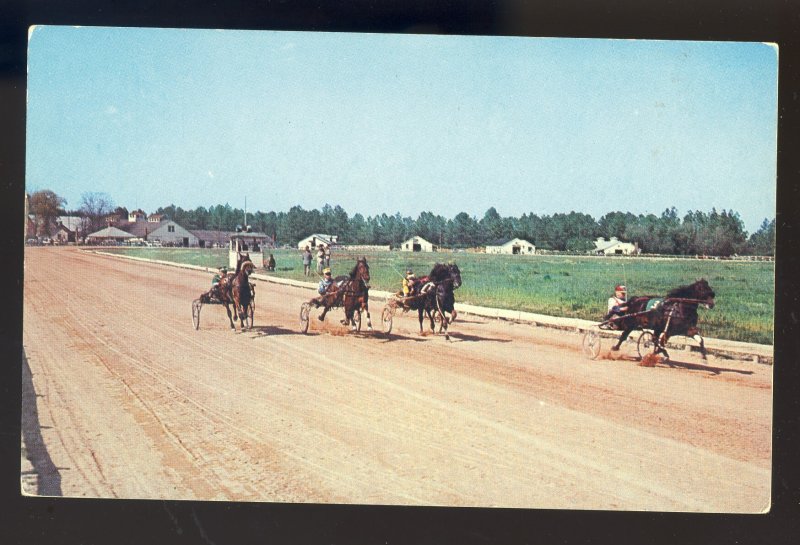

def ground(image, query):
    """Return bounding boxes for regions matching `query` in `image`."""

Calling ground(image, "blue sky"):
[26,27,778,232]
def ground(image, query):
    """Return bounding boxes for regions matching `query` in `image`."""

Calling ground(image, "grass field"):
[103,247,774,345]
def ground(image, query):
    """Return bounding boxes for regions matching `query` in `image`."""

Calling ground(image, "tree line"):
[28,190,775,256]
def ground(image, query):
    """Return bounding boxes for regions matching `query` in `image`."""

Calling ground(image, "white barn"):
[592,237,638,256]
[297,234,338,250]
[400,236,434,252]
[148,220,199,247]
[485,238,536,255]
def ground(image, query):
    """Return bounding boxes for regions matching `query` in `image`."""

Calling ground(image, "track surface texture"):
[21,248,772,512]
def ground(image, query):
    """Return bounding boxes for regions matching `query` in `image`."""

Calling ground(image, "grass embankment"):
[103,247,774,345]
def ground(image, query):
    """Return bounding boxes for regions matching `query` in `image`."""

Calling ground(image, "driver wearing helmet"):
[209,267,229,299]
[318,267,334,295]
[402,270,417,296]
[605,285,629,324]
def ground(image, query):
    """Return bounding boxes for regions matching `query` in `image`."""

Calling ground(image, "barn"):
[592,237,638,256]
[485,238,536,255]
[147,220,199,247]
[297,234,337,250]
[400,236,434,252]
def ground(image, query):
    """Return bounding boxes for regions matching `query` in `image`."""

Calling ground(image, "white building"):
[148,220,199,247]
[400,236,434,252]
[297,234,338,250]
[485,238,536,255]
[592,237,638,256]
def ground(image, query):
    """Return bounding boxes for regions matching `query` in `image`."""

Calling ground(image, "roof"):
[300,234,336,245]
[57,216,88,232]
[191,230,236,243]
[487,237,534,247]
[593,237,635,251]
[118,221,152,238]
[402,235,433,245]
[87,226,135,238]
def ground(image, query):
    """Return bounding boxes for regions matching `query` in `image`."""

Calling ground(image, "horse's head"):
[448,263,462,289]
[240,260,255,276]
[668,278,715,309]
[353,257,370,286]
[693,278,715,309]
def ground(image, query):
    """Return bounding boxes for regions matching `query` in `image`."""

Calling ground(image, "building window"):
[168,225,175,232]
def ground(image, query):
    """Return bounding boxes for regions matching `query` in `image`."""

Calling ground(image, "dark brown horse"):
[611,279,716,360]
[405,263,462,340]
[317,257,372,331]
[219,253,255,331]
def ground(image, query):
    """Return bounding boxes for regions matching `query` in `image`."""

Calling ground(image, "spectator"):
[324,245,331,268]
[316,244,325,274]
[302,246,312,276]
[266,253,276,271]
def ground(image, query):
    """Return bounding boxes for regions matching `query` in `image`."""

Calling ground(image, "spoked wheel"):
[300,302,311,334]
[246,301,255,330]
[637,331,656,360]
[192,298,202,330]
[353,309,362,332]
[381,305,394,334]
[582,329,601,359]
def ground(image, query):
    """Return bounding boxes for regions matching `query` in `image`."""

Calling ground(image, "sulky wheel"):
[192,298,202,330]
[582,329,601,359]
[300,302,311,334]
[246,301,255,330]
[637,331,656,360]
[381,305,394,334]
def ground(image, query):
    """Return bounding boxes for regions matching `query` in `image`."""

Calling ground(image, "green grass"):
[103,247,775,345]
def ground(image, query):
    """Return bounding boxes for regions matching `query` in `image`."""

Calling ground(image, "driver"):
[318,268,335,295]
[606,284,629,324]
[402,270,417,296]
[210,267,228,299]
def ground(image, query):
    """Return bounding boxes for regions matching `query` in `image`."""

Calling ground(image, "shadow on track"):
[21,351,63,496]
[657,358,755,376]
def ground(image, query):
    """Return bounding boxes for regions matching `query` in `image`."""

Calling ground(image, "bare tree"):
[80,192,115,233]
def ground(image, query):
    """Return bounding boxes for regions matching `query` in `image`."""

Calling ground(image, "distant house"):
[86,226,135,244]
[54,223,74,244]
[147,213,165,223]
[128,209,147,223]
[297,234,338,250]
[400,236,434,252]
[592,237,638,256]
[485,238,536,255]
[147,220,199,247]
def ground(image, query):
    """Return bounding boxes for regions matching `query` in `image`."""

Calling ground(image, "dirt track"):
[21,247,772,511]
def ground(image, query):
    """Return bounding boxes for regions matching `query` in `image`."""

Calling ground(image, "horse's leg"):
[363,295,373,331]
[440,311,450,341]
[611,327,632,351]
[693,334,708,361]
[223,302,236,331]
[417,308,425,334]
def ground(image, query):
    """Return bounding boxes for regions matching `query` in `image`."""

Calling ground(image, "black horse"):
[611,279,716,360]
[405,263,462,339]
[317,257,373,331]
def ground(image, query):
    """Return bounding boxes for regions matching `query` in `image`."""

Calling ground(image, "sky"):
[26,26,778,233]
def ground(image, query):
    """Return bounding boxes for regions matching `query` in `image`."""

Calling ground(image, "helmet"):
[323,267,331,275]
[406,270,413,275]
[615,285,626,292]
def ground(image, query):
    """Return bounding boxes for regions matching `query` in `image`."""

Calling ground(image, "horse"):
[610,279,716,360]
[317,257,373,331]
[219,253,255,331]
[404,263,462,339]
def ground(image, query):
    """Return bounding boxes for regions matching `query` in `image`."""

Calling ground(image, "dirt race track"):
[21,247,772,512]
